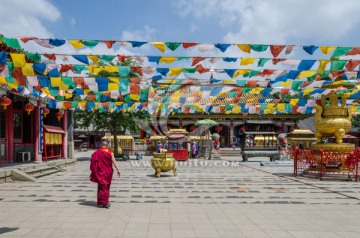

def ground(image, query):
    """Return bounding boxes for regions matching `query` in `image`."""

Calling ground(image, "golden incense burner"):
[151,149,177,178]
[312,91,357,152]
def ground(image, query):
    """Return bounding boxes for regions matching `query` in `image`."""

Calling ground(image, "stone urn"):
[151,150,177,177]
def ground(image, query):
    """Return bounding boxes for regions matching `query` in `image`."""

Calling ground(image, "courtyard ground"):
[0,150,359,237]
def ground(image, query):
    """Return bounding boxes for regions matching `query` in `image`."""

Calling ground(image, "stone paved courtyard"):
[0,150,360,237]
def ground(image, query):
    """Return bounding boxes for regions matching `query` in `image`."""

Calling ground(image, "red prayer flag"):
[270,45,286,58]
[103,41,116,49]
[191,57,206,66]
[43,53,56,61]
[345,60,360,71]
[346,47,360,56]
[183,42,197,49]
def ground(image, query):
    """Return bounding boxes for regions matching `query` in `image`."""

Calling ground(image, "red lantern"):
[0,96,11,109]
[24,103,35,115]
[56,111,63,121]
[43,108,50,118]
[215,126,223,132]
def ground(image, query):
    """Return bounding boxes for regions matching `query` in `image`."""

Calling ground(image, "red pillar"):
[62,111,68,158]
[6,102,14,162]
[140,129,145,139]
[34,101,43,163]
[281,122,285,133]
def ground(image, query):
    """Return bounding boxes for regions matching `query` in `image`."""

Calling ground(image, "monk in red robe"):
[90,140,121,208]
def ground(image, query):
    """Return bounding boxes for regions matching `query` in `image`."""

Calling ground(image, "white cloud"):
[174,0,360,45]
[121,25,156,41]
[0,0,61,38]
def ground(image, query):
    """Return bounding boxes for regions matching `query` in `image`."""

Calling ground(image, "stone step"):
[30,168,62,178]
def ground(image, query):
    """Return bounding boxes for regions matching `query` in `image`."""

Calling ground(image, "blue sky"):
[1,0,360,46]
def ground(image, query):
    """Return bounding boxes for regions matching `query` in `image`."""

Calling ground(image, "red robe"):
[90,148,113,206]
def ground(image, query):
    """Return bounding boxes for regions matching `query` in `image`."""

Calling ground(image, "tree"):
[74,59,149,157]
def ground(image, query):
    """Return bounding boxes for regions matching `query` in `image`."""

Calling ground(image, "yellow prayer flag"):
[88,55,99,64]
[10,53,26,67]
[319,46,336,56]
[59,82,68,90]
[232,106,241,114]
[65,93,72,99]
[159,57,177,64]
[130,94,140,101]
[240,58,256,66]
[237,44,251,53]
[223,80,235,84]
[264,109,270,114]
[277,104,285,111]
[115,102,123,106]
[50,77,62,87]
[303,88,314,95]
[88,66,102,75]
[0,76,6,84]
[289,99,299,106]
[250,88,264,94]
[235,69,250,77]
[151,42,166,53]
[68,40,85,49]
[317,60,330,74]
[169,68,184,76]
[79,101,87,108]
[104,66,118,73]
[22,63,35,76]
[41,88,50,95]
[83,89,91,95]
[7,80,18,89]
[280,81,292,87]
[108,77,119,83]
[297,71,316,79]
[108,83,119,91]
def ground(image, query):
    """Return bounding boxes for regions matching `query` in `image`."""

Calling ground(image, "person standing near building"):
[232,136,237,150]
[191,141,198,158]
[156,141,163,153]
[90,140,121,208]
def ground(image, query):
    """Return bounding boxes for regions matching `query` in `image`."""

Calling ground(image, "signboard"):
[39,108,44,153]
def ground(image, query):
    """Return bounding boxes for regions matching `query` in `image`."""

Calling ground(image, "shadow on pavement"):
[0,227,19,235]
[76,157,90,162]
[78,201,97,207]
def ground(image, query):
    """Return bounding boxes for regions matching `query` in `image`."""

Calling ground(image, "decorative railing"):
[293,147,359,182]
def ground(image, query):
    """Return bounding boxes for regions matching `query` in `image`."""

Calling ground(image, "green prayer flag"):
[50,89,59,96]
[236,80,246,86]
[258,58,270,67]
[73,65,86,74]
[166,42,181,51]
[2,38,21,49]
[331,47,352,58]
[5,76,14,84]
[62,77,76,88]
[25,53,41,63]
[118,66,131,77]
[120,78,129,92]
[56,96,64,100]
[250,44,269,52]
[183,68,197,73]
[330,60,347,71]
[6,62,14,74]
[81,40,99,48]
[241,87,252,94]
[99,55,115,62]
[72,102,78,108]
[291,81,303,91]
